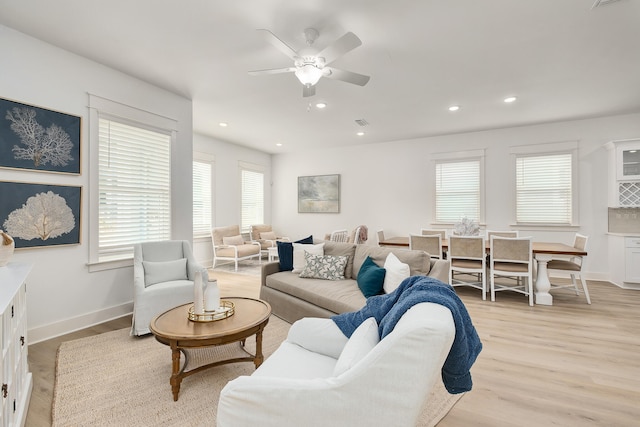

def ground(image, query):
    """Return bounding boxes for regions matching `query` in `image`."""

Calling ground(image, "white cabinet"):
[625,237,640,283]
[0,263,32,427]
[606,139,640,207]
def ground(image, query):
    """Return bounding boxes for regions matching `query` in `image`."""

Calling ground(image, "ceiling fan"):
[249,28,370,97]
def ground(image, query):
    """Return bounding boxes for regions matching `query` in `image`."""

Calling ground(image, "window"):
[240,163,264,234]
[89,94,177,266]
[193,153,214,238]
[433,150,485,224]
[515,152,573,224]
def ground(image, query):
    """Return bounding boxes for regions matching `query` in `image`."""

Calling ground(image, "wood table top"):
[379,237,587,256]
[149,297,271,342]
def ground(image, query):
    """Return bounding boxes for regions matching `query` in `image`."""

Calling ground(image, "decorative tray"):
[188,300,235,322]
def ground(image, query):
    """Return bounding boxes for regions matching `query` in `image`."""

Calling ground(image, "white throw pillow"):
[333,317,380,376]
[222,235,245,246]
[142,258,188,287]
[383,252,411,294]
[292,242,325,273]
[260,231,277,240]
[287,317,349,359]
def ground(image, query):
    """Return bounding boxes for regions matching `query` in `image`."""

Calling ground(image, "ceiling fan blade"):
[248,67,296,76]
[317,32,362,65]
[257,29,298,60]
[324,67,370,86]
[303,84,316,98]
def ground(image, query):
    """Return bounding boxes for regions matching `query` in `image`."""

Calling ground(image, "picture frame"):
[0,181,82,249]
[298,174,340,213]
[0,97,81,174]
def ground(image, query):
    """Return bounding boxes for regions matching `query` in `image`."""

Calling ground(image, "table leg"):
[170,342,182,401]
[534,254,553,305]
[254,329,264,369]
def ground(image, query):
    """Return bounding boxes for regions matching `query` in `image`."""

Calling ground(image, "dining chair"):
[486,230,519,240]
[448,235,486,299]
[377,230,386,245]
[489,236,534,306]
[420,229,447,239]
[329,229,349,243]
[409,234,443,259]
[546,233,591,304]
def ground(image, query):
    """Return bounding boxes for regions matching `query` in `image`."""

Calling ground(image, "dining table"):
[379,236,587,305]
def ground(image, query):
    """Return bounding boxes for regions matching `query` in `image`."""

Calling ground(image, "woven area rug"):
[52,315,462,426]
[210,258,262,276]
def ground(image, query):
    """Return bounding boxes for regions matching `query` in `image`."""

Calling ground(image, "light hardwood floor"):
[26,271,640,426]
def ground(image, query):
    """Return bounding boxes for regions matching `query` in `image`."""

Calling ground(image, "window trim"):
[193,152,215,240]
[432,149,486,226]
[88,94,177,271]
[509,141,579,227]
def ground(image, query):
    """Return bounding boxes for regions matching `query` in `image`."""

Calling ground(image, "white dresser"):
[0,263,32,426]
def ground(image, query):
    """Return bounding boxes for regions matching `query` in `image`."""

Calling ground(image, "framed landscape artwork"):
[0,97,81,174]
[298,174,340,213]
[0,181,82,249]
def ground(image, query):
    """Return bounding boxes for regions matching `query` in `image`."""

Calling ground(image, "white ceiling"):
[1,0,639,154]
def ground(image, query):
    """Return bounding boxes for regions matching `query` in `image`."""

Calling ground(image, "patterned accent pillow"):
[299,252,348,280]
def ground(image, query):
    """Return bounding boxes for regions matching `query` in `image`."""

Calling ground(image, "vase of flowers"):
[453,216,480,236]
[0,231,15,267]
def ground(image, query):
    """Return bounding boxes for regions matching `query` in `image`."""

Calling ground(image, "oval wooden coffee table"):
[149,297,271,401]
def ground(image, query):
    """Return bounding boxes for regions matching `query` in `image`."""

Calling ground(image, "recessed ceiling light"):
[219,122,228,127]
[504,96,517,103]
[276,143,282,147]
[315,102,327,109]
[448,105,460,112]
[356,131,365,136]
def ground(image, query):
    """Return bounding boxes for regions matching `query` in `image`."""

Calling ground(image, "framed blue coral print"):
[0,97,81,174]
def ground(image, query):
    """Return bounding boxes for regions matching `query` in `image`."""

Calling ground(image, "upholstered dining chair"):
[449,236,486,299]
[328,229,349,242]
[486,230,519,239]
[410,234,443,259]
[546,233,591,304]
[250,224,290,257]
[131,240,202,336]
[420,229,447,240]
[212,225,261,271]
[489,236,534,306]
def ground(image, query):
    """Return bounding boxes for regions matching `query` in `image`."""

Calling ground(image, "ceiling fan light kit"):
[250,27,370,97]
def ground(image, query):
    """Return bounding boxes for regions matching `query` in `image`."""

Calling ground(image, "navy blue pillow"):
[357,256,386,298]
[277,235,313,271]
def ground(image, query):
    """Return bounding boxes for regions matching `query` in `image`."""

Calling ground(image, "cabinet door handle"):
[1,384,7,398]
[20,336,25,346]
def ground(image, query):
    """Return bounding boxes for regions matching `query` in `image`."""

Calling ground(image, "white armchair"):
[249,224,290,256]
[131,240,201,336]
[217,302,455,427]
[212,225,261,271]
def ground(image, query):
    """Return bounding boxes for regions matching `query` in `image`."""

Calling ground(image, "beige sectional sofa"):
[260,240,450,323]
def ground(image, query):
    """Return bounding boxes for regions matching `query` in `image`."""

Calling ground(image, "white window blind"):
[516,153,572,224]
[435,160,480,223]
[193,158,213,238]
[98,117,171,259]
[240,167,264,234]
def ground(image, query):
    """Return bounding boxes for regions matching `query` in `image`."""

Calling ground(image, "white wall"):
[0,25,194,342]
[192,133,272,266]
[271,112,640,282]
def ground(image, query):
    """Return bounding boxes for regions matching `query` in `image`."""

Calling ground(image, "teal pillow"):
[357,256,386,298]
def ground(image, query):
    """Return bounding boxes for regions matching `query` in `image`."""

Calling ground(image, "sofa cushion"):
[277,235,313,271]
[215,244,260,258]
[142,258,187,287]
[383,252,411,294]
[321,241,357,279]
[357,256,386,298]
[260,231,277,240]
[333,317,379,376]
[265,272,366,314]
[292,243,325,273]
[353,245,431,277]
[286,317,348,359]
[299,253,348,281]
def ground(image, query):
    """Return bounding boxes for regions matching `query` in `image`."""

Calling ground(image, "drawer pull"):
[1,384,6,398]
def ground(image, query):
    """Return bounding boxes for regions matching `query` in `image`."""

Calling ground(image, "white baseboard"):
[28,302,133,344]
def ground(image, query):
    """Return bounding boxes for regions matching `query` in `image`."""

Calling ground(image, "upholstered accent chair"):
[131,240,202,336]
[212,225,261,271]
[217,302,455,427]
[250,224,289,256]
[410,234,443,259]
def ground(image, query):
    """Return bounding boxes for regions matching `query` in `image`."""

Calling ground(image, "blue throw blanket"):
[332,276,482,394]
